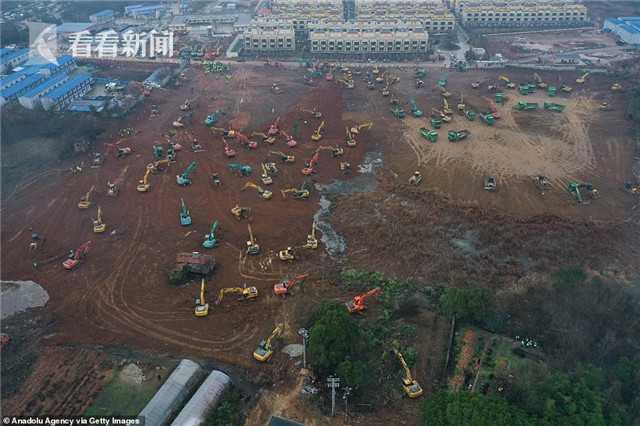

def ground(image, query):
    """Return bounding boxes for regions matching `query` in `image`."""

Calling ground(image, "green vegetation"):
[439,287,494,324]
[626,88,640,123]
[204,387,243,426]
[85,373,161,416]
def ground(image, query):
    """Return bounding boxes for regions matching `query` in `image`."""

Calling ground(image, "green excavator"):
[410,99,423,117]
[543,102,565,113]
[448,129,470,142]
[391,104,406,119]
[465,110,477,121]
[479,112,495,126]
[202,220,219,249]
[515,101,539,111]
[420,128,438,143]
[179,198,192,226]
[568,182,598,204]
[176,161,197,186]
[228,163,252,176]
[204,109,225,127]
[431,117,442,129]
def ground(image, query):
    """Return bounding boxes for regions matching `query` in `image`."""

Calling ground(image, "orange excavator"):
[301,151,320,175]
[273,274,308,296]
[345,287,381,314]
[62,241,92,270]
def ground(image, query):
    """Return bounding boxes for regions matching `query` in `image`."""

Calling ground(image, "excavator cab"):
[273,274,308,296]
[194,279,209,317]
[278,246,295,262]
[253,325,283,362]
[92,206,107,233]
[393,348,424,398]
[346,287,381,314]
[78,186,95,209]
[231,204,251,220]
[180,198,192,226]
[246,224,260,255]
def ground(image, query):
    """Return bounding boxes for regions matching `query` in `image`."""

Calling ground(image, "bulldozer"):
[392,347,424,398]
[93,206,106,233]
[78,186,95,209]
[420,128,438,143]
[302,151,320,176]
[242,181,273,200]
[576,72,589,84]
[277,246,295,262]
[568,182,598,204]
[202,220,219,249]
[270,151,295,163]
[253,325,283,362]
[346,287,381,314]
[303,221,318,249]
[544,102,565,113]
[448,129,470,142]
[274,274,308,296]
[533,72,547,89]
[281,180,311,200]
[410,99,423,117]
[231,204,251,220]
[281,130,297,148]
[228,163,252,176]
[137,169,152,192]
[499,75,516,89]
[216,286,258,305]
[194,278,209,317]
[63,241,92,270]
[311,120,325,141]
[176,161,197,186]
[251,131,276,145]
[246,224,260,255]
[260,163,273,185]
[179,198,192,226]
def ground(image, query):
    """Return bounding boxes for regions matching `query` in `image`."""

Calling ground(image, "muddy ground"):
[1,62,639,424]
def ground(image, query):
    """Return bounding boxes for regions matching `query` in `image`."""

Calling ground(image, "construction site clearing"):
[1,60,640,425]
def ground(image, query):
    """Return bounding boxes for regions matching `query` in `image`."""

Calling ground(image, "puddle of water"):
[1,280,49,319]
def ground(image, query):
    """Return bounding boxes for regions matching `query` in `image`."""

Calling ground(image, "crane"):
[137,168,152,192]
[270,151,295,163]
[93,206,106,234]
[78,186,95,209]
[533,73,547,88]
[216,285,258,305]
[242,181,273,200]
[392,347,424,398]
[576,72,590,84]
[202,220,219,249]
[194,278,209,317]
[179,198,192,226]
[301,151,320,176]
[176,161,197,186]
[278,246,295,261]
[346,287,381,314]
[223,139,236,158]
[280,130,297,148]
[303,220,318,249]
[253,325,283,362]
[311,120,325,141]
[62,241,92,270]
[246,224,260,255]
[260,163,273,185]
[273,274,308,296]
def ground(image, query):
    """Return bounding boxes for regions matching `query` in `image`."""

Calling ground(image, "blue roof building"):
[603,17,640,45]
[18,73,69,109]
[41,73,94,111]
[0,73,45,105]
[125,4,165,18]
[0,48,30,73]
[90,9,115,23]
[0,71,28,90]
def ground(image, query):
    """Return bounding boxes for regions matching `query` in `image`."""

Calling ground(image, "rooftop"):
[21,72,69,99]
[1,73,44,99]
[56,22,93,34]
[91,9,114,17]
[44,73,92,102]
[0,48,29,65]
[606,16,640,34]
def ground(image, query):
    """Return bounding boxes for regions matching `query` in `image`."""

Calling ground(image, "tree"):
[439,287,494,324]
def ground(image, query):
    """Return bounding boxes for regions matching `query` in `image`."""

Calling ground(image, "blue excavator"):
[179,198,192,226]
[202,220,219,249]
[204,109,225,127]
[228,163,252,177]
[176,161,197,185]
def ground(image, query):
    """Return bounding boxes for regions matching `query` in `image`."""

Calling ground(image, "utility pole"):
[343,386,352,419]
[298,328,309,369]
[327,376,340,417]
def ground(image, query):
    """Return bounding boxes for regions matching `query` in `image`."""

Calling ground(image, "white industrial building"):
[457,0,588,27]
[603,17,640,45]
[243,20,296,52]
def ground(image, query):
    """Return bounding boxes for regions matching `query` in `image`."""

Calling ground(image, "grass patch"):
[85,370,165,416]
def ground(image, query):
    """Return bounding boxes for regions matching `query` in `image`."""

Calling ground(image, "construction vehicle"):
[147,159,170,174]
[267,117,280,136]
[302,151,320,175]
[202,220,219,249]
[105,143,133,158]
[270,151,295,163]
[410,99,423,117]
[78,186,95,209]
[194,278,209,317]
[231,204,251,220]
[442,98,453,115]
[495,92,505,105]
[222,139,236,158]
[484,176,497,191]
[375,71,385,84]
[415,68,426,78]
[271,82,283,94]
[544,102,565,112]
[251,131,276,145]
[228,163,252,176]
[180,99,191,111]
[457,93,465,112]
[179,198,192,226]
[499,75,516,89]
[519,83,536,95]
[338,78,354,89]
[153,144,164,159]
[381,84,390,97]
[246,224,260,255]
[278,246,295,261]
[260,163,273,185]
[534,73,547,89]
[432,109,451,123]
[136,169,152,192]
[431,117,442,129]
[274,274,308,296]
[216,285,258,305]
[471,81,481,89]
[415,79,424,89]
[611,83,622,92]
[465,110,477,121]
[419,128,438,143]
[576,72,589,84]
[568,182,598,204]
[350,122,372,135]
[409,171,423,185]
[437,76,447,87]
[235,132,258,150]
[479,112,495,126]
[172,116,185,129]
[438,85,451,98]
[392,348,424,398]
[534,175,551,194]
[599,102,610,111]
[204,109,225,127]
[302,107,322,118]
[623,181,640,194]
[303,221,318,249]
[448,129,470,142]
[560,85,572,93]
[311,121,325,141]
[548,86,557,97]
[280,180,311,199]
[391,105,405,119]
[169,252,215,286]
[176,161,197,186]
[107,181,118,196]
[63,241,92,270]
[92,206,106,233]
[242,181,273,200]
[280,130,297,148]
[487,99,501,119]
[345,126,357,147]
[516,101,539,111]
[346,287,381,314]
[253,325,283,362]
[318,145,344,157]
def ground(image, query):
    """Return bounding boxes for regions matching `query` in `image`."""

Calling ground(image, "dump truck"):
[169,252,215,286]
[479,112,495,126]
[547,86,557,97]
[516,101,539,111]
[543,102,565,112]
[419,128,438,143]
[448,129,470,142]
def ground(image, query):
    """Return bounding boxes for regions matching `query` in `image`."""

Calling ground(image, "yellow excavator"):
[147,159,169,174]
[576,72,589,84]
[281,180,311,200]
[278,246,295,261]
[270,151,295,163]
[499,75,516,89]
[260,163,273,185]
[93,206,106,233]
[246,224,260,255]
[242,181,273,200]
[350,122,372,135]
[194,278,209,317]
[137,168,152,192]
[303,220,318,249]
[253,325,283,362]
[392,347,423,398]
[442,97,453,115]
[533,72,547,89]
[561,84,573,93]
[251,131,276,145]
[457,93,465,112]
[438,85,451,98]
[432,108,451,123]
[345,126,357,147]
[231,204,251,220]
[311,120,325,141]
[318,145,344,157]
[78,185,95,209]
[216,285,258,305]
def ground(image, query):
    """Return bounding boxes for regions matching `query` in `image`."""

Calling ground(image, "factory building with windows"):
[457,0,588,28]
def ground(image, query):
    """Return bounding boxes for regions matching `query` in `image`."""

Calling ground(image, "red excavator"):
[236,131,258,149]
[62,241,92,270]
[301,151,320,175]
[281,130,297,148]
[267,117,280,136]
[273,274,309,296]
[345,287,381,314]
[223,139,236,157]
